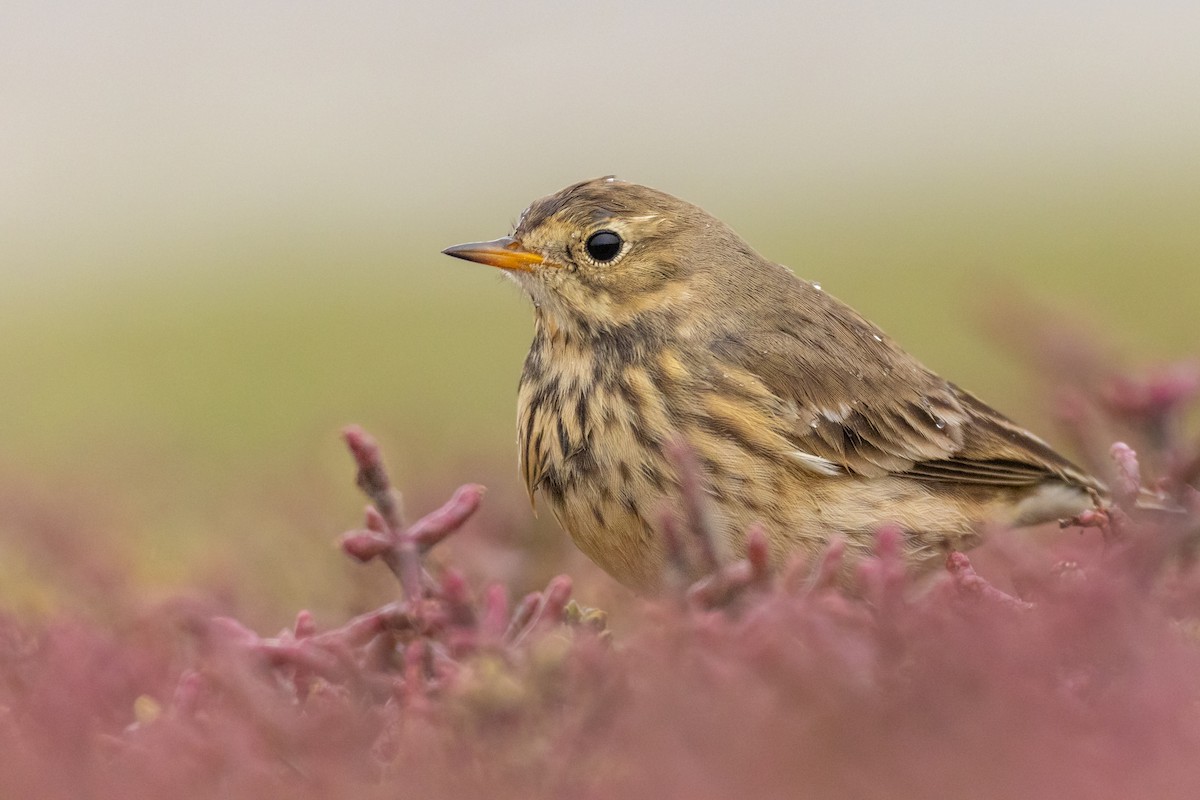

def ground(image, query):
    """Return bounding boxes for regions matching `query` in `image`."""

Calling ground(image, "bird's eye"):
[585,230,622,263]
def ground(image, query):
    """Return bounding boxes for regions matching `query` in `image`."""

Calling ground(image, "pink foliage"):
[1,370,1199,798]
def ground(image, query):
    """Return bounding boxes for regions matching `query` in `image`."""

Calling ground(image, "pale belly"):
[540,417,1015,591]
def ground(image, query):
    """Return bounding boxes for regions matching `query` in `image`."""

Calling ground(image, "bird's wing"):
[710,288,1102,493]
[918,387,1103,493]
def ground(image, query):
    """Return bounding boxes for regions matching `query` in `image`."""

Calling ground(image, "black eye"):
[585,230,622,262]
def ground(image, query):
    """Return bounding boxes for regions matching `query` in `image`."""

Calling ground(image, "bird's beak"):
[442,237,545,273]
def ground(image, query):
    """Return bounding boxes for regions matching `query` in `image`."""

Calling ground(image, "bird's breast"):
[517,329,701,586]
[515,326,817,587]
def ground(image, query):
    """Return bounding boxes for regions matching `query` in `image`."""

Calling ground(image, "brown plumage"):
[444,177,1106,590]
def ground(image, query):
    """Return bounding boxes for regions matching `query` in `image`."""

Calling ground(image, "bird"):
[443,177,1106,591]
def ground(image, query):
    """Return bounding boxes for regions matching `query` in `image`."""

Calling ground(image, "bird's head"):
[443,177,768,335]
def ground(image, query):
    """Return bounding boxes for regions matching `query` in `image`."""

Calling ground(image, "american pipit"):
[444,177,1105,590]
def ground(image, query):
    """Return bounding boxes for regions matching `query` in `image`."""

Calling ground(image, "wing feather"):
[707,279,1105,496]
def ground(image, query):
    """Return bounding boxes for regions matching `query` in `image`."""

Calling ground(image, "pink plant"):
[0,361,1198,798]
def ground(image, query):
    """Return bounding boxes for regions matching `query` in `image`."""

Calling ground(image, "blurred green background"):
[1,1,1197,618]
